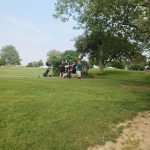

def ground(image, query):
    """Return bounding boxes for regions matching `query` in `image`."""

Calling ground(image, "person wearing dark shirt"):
[60,61,65,77]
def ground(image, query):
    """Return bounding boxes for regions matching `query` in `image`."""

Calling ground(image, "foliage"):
[26,62,35,67]
[0,58,5,66]
[50,56,62,76]
[81,60,90,75]
[75,32,141,72]
[54,0,149,72]
[0,67,150,149]
[148,61,150,68]
[129,53,147,65]
[47,49,61,60]
[54,0,150,46]
[110,61,125,69]
[0,45,21,65]
[26,60,44,67]
[61,50,79,63]
[47,49,79,75]
[47,49,62,65]
[145,61,150,70]
[46,49,62,75]
[37,60,44,67]
[128,64,145,71]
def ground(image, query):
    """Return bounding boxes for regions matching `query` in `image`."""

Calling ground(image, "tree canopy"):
[54,0,149,43]
[46,49,79,66]
[75,31,143,71]
[0,45,21,66]
[46,49,62,66]
[54,0,150,72]
[61,50,79,63]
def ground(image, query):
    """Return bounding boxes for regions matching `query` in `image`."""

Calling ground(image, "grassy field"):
[0,67,150,150]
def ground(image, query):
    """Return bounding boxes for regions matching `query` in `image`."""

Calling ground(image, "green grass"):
[0,67,150,150]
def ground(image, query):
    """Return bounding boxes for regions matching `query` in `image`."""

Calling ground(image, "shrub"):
[46,56,62,76]
[110,61,125,69]
[0,58,5,66]
[128,64,145,71]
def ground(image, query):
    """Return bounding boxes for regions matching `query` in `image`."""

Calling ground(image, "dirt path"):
[88,111,150,150]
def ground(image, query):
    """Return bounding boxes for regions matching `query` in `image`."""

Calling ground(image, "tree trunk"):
[99,61,105,74]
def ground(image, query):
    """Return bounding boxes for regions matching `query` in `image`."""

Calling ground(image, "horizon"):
[0,0,83,66]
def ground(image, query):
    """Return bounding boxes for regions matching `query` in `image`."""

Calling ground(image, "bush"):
[110,61,125,69]
[46,56,62,76]
[0,58,5,66]
[128,64,145,71]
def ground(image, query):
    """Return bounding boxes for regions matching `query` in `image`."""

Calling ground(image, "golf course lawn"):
[0,67,150,150]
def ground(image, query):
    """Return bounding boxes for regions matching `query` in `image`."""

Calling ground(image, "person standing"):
[76,59,82,79]
[60,61,65,77]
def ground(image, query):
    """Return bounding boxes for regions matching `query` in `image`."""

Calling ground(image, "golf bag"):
[43,68,50,77]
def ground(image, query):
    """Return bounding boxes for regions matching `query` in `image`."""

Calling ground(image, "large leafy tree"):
[46,49,62,66]
[54,0,149,41]
[75,32,142,71]
[54,0,150,72]
[62,50,79,63]
[0,45,21,66]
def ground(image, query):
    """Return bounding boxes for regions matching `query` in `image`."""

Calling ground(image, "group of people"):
[60,59,83,79]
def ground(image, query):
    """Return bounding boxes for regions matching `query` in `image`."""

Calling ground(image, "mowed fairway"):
[0,67,150,150]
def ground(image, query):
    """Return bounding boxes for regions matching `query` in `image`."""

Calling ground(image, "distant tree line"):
[107,53,149,70]
[0,45,44,67]
[26,60,44,67]
[0,45,149,71]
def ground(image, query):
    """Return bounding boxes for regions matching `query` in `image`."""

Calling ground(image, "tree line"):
[0,45,43,67]
[0,44,149,71]
[0,45,80,68]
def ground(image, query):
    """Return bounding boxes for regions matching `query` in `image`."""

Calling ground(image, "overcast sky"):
[0,0,82,65]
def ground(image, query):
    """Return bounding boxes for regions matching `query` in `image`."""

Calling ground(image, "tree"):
[54,0,149,43]
[0,45,21,65]
[62,50,79,63]
[54,0,150,72]
[46,49,62,75]
[47,49,62,61]
[0,58,5,66]
[109,61,125,69]
[75,32,142,72]
[81,60,90,75]
[46,49,62,65]
[130,53,147,65]
[37,60,44,67]
[26,62,34,67]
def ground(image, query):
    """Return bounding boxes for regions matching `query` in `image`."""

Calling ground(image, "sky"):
[0,0,82,66]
